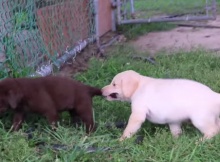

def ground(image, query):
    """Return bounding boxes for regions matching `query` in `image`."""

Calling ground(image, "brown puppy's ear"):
[121,76,139,99]
[7,90,22,109]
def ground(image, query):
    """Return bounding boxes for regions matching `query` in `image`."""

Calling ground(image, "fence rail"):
[117,0,217,24]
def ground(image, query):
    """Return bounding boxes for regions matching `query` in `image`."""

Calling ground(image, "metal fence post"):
[93,0,100,48]
[116,0,121,25]
[212,0,217,19]
[111,0,117,31]
[130,0,135,18]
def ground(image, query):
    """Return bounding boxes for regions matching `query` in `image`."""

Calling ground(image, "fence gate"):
[116,0,217,25]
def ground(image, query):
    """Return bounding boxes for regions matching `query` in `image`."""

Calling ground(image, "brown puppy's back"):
[0,76,102,132]
[11,76,101,110]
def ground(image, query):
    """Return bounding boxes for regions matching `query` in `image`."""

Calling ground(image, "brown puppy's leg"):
[69,110,82,125]
[38,98,59,129]
[12,111,24,131]
[81,113,95,134]
[75,103,95,134]
[44,110,59,130]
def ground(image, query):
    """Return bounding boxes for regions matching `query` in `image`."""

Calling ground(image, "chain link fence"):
[0,0,96,78]
[117,0,216,24]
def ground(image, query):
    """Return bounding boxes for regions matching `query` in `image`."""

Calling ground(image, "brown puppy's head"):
[0,79,22,113]
[102,70,140,101]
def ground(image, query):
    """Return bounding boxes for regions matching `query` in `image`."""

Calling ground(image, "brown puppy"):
[0,76,102,133]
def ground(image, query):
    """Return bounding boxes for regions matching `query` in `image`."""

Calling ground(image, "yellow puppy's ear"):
[121,75,139,99]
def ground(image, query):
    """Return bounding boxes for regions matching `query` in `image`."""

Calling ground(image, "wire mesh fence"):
[118,0,216,24]
[0,0,95,78]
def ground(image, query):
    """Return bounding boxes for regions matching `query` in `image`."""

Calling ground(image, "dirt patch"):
[58,16,220,77]
[130,16,220,56]
[57,32,119,77]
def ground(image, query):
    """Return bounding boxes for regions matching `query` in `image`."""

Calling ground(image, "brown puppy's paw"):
[51,121,58,131]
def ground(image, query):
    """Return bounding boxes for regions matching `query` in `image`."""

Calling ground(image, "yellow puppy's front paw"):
[195,138,206,145]
[119,136,126,141]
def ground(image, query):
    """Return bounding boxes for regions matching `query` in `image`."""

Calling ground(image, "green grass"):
[1,44,220,161]
[134,0,207,17]
[1,1,220,161]
[118,22,176,39]
[118,0,220,39]
[123,0,220,19]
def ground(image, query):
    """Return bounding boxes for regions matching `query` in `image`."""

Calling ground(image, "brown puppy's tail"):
[88,86,102,97]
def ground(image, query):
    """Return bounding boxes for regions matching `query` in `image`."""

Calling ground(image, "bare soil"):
[59,16,220,77]
[130,16,220,56]
[57,32,119,77]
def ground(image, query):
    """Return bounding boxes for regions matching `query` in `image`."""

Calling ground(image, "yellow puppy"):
[102,70,220,141]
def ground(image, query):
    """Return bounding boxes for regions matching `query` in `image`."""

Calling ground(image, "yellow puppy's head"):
[102,70,140,101]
